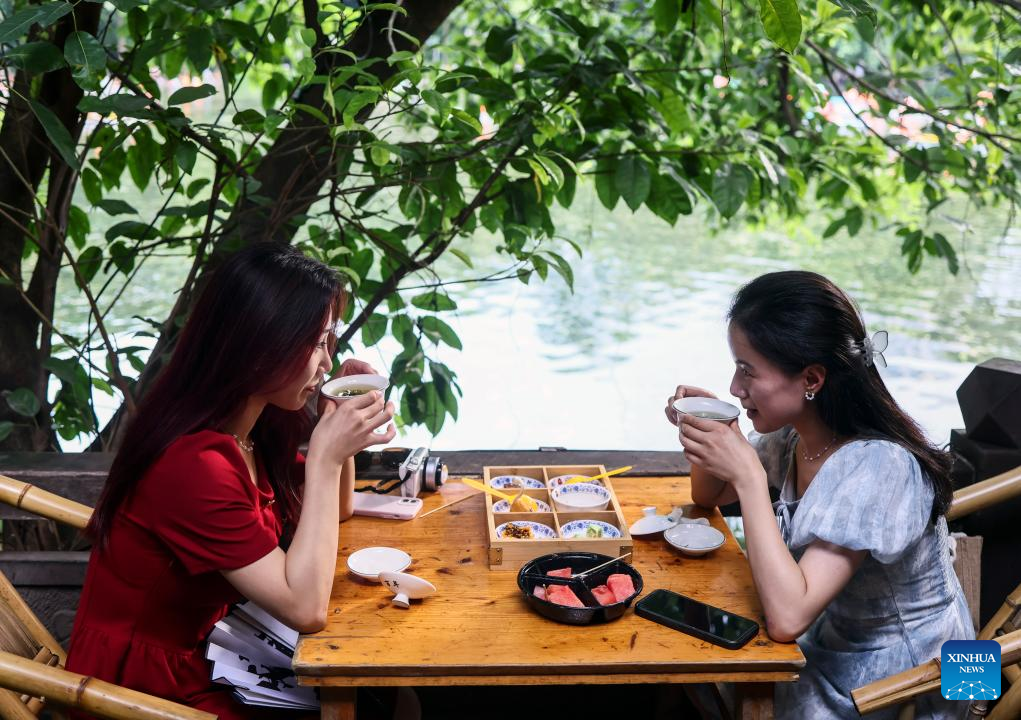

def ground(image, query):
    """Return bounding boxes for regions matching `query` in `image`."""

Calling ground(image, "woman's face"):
[727,323,811,433]
[262,313,334,412]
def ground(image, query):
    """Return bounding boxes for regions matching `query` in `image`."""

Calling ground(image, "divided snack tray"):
[484,465,633,570]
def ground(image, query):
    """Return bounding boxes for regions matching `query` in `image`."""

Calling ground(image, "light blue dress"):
[751,427,974,719]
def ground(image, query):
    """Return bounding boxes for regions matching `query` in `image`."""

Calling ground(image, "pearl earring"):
[804,389,816,401]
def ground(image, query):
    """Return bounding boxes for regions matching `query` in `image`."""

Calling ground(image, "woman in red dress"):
[66,244,396,718]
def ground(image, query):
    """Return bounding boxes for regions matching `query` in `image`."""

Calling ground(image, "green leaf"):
[0,421,13,443]
[361,314,388,346]
[5,388,40,417]
[78,246,103,283]
[758,0,802,53]
[421,89,449,120]
[595,157,619,210]
[67,205,89,248]
[844,206,864,236]
[81,168,102,205]
[167,83,216,105]
[712,163,753,218]
[78,93,150,116]
[449,248,473,268]
[109,0,146,11]
[370,144,390,166]
[825,0,876,26]
[616,156,651,211]
[410,291,457,312]
[109,241,135,274]
[98,199,136,215]
[27,99,79,170]
[420,316,462,350]
[64,31,107,86]
[3,41,65,72]
[484,25,516,64]
[0,3,71,45]
[653,0,680,34]
[175,141,198,174]
[185,26,213,72]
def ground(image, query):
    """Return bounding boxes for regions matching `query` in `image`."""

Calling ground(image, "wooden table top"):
[293,476,805,687]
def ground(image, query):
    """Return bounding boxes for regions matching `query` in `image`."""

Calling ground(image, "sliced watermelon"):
[532,585,547,601]
[546,567,572,578]
[590,584,616,606]
[607,573,636,603]
[546,584,585,608]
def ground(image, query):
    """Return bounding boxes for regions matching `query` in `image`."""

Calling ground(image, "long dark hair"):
[728,270,953,519]
[88,243,344,546]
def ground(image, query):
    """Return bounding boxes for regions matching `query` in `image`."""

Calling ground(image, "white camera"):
[398,447,448,498]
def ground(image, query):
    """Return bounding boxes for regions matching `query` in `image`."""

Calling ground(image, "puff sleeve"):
[788,439,933,564]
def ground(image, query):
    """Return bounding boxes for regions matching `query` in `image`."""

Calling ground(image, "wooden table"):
[293,476,805,719]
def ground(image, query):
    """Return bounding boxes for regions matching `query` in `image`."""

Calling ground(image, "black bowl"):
[517,552,644,625]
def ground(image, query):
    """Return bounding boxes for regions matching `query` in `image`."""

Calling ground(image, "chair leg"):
[988,681,1021,720]
[896,702,916,720]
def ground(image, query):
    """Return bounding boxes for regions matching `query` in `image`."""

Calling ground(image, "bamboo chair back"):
[976,581,1021,720]
[0,474,92,531]
[0,570,67,718]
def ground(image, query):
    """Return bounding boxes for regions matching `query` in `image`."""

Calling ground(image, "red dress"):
[66,430,290,719]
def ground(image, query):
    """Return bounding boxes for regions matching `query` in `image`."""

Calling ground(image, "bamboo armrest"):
[852,629,1021,715]
[0,650,215,720]
[947,464,1021,522]
[0,474,92,531]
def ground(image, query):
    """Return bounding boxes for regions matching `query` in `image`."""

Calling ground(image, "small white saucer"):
[347,546,412,581]
[664,524,726,556]
[629,506,684,537]
[378,571,436,608]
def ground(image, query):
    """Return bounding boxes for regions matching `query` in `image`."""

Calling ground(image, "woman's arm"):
[223,392,394,632]
[339,455,355,522]
[690,461,739,508]
[736,476,865,641]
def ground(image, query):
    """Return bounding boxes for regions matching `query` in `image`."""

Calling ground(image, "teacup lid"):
[629,506,683,536]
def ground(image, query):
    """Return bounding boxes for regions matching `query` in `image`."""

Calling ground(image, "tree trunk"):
[0,5,101,451]
[96,0,463,449]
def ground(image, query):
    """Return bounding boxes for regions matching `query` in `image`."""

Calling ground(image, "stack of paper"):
[205,601,319,710]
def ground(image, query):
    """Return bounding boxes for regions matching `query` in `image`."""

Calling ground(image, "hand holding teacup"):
[308,390,396,468]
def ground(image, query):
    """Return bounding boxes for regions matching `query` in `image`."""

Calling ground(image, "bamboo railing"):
[852,629,1021,716]
[0,650,216,720]
[947,465,1021,522]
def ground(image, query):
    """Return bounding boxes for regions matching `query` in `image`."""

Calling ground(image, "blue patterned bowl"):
[560,520,621,539]
[494,521,557,540]
[493,498,552,513]
[490,475,545,490]
[550,483,611,512]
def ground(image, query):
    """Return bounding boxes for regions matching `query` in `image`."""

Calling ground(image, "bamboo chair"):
[0,475,215,719]
[852,464,1021,718]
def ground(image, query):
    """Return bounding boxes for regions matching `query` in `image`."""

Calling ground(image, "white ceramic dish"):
[322,373,389,400]
[559,520,622,539]
[490,475,545,490]
[672,396,740,422]
[346,546,412,580]
[494,521,557,540]
[629,506,684,537]
[493,498,552,513]
[378,571,436,608]
[550,482,611,512]
[547,474,604,489]
[663,523,726,556]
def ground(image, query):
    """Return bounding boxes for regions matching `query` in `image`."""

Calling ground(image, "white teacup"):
[672,397,740,423]
[321,373,389,400]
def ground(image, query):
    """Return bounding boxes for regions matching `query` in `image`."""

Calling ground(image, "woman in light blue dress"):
[665,271,973,719]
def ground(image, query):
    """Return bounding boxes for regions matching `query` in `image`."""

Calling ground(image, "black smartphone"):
[634,589,760,649]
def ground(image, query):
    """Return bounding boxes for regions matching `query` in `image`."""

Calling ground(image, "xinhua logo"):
[941,640,1001,701]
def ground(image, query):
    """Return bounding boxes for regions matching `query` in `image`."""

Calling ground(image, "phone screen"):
[640,590,758,643]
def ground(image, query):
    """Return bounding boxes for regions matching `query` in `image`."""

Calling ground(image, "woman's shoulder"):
[141,430,247,491]
[821,437,931,502]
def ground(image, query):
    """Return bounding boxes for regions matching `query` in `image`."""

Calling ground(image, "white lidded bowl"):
[550,482,611,512]
[322,373,389,400]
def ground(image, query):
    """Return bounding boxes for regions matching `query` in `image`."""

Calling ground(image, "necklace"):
[231,433,255,453]
[802,434,837,462]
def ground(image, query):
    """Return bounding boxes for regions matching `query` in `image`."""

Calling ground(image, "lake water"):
[55,188,1021,452]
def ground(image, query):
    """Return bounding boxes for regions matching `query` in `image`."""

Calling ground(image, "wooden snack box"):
[483,465,633,570]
